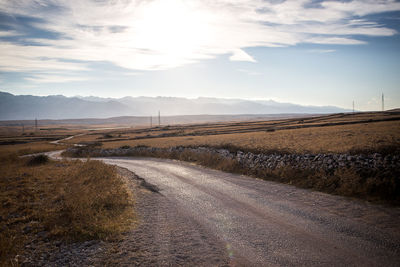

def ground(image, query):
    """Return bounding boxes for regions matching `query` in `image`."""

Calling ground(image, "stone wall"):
[67,146,399,172]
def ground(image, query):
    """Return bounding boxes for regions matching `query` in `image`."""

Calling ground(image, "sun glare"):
[133,0,214,66]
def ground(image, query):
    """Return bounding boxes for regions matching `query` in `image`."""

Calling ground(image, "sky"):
[0,0,400,111]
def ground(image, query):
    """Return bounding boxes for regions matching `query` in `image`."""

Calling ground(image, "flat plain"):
[56,111,400,154]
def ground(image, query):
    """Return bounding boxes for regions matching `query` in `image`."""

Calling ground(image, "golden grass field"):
[58,111,400,154]
[0,155,135,266]
[1,111,399,157]
[98,120,399,153]
[0,142,67,160]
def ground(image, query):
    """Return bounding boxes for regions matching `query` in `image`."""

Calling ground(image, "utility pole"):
[150,116,152,128]
[382,93,384,111]
[352,100,354,114]
[158,110,161,126]
[35,118,38,132]
[22,124,24,135]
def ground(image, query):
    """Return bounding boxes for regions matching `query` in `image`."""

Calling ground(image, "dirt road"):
[86,156,398,266]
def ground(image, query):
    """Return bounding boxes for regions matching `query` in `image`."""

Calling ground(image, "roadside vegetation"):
[0,154,135,266]
[64,142,400,205]
[61,112,400,205]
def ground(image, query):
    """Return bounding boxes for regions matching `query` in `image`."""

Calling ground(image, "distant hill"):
[0,114,316,126]
[115,96,350,116]
[0,91,351,120]
[0,92,133,120]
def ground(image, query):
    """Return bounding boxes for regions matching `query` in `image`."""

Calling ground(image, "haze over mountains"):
[0,91,351,120]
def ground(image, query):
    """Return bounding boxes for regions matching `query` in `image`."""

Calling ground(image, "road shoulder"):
[99,167,232,266]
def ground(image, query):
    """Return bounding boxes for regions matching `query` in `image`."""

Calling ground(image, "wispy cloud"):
[24,74,89,83]
[1,0,399,77]
[0,30,20,37]
[307,49,336,54]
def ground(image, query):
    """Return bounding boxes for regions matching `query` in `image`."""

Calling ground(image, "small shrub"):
[348,142,400,156]
[27,154,49,166]
[86,141,103,147]
[134,145,149,149]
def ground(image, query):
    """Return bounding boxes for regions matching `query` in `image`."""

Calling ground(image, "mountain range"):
[0,91,351,120]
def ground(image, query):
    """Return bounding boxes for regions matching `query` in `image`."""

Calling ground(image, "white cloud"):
[230,49,256,62]
[0,42,89,72]
[24,74,89,83]
[322,0,400,17]
[305,37,367,45]
[0,0,399,74]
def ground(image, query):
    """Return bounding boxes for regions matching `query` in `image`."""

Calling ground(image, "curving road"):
[105,157,400,266]
[48,152,400,266]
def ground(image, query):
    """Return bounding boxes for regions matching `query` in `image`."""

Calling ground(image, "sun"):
[131,0,215,67]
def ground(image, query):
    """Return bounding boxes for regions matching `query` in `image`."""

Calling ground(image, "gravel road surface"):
[94,156,400,267]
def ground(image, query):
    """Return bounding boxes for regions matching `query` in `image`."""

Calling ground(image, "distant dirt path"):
[100,157,400,266]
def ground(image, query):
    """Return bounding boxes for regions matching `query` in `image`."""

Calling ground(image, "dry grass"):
[0,123,120,137]
[66,142,400,205]
[10,112,397,155]
[254,166,399,203]
[0,154,135,266]
[0,142,68,160]
[61,112,400,205]
[98,120,400,154]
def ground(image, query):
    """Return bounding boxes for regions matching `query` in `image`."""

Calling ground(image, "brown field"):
[2,111,398,155]
[0,155,135,266]
[60,111,400,154]
[0,142,68,160]
[0,122,139,266]
[98,120,399,153]
[0,124,128,158]
[59,111,399,205]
